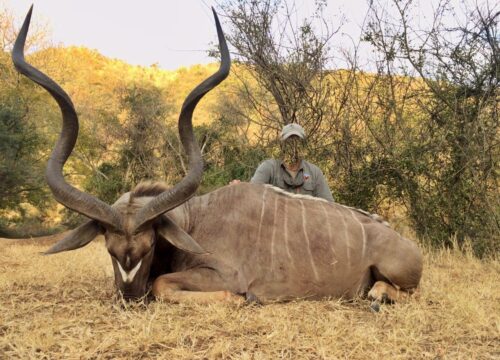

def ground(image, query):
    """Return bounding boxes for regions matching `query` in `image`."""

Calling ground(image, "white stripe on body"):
[320,202,338,266]
[270,196,278,272]
[333,205,351,268]
[349,209,367,260]
[300,200,320,281]
[256,187,268,247]
[283,198,293,262]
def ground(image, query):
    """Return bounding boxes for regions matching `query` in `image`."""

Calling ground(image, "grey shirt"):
[250,159,334,202]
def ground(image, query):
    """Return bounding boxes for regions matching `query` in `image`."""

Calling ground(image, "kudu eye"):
[99,224,108,234]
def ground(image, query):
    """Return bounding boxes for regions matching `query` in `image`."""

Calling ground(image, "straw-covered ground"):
[0,234,498,359]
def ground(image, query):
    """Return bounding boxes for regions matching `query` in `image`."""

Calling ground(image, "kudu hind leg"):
[367,251,422,305]
[152,269,244,305]
[367,281,411,303]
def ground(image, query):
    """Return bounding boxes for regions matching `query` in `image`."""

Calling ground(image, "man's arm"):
[314,170,334,202]
[250,160,273,184]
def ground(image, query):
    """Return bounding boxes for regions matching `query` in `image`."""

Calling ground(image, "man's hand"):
[229,179,241,185]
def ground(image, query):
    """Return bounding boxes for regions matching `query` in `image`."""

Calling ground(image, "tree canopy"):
[0,1,498,256]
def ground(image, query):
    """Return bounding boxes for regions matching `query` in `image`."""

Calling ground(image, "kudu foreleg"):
[152,269,244,305]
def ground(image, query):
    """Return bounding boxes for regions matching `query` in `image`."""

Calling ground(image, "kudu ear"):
[45,220,103,255]
[157,215,207,255]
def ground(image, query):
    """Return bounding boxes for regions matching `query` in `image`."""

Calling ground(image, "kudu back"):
[13,6,422,307]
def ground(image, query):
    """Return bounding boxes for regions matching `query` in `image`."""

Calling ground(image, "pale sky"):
[7,0,375,70]
[7,0,457,70]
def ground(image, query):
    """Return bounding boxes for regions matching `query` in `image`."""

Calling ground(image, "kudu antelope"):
[13,7,422,308]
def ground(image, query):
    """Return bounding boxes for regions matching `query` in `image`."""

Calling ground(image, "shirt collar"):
[280,160,305,187]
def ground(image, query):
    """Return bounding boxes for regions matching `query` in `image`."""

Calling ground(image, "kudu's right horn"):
[133,7,231,230]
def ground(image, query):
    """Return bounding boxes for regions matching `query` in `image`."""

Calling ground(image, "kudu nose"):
[122,294,140,301]
[121,290,145,302]
[120,284,146,302]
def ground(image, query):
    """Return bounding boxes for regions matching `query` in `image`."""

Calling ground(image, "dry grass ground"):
[0,235,498,360]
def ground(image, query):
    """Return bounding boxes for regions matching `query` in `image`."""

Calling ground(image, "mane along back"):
[264,184,390,227]
[346,207,391,227]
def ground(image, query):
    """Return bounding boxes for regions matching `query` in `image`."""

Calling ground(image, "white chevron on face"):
[116,260,142,283]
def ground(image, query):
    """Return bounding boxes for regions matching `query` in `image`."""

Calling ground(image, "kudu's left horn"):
[133,7,231,230]
[12,6,122,230]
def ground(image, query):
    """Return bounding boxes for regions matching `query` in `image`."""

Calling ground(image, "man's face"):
[281,135,305,166]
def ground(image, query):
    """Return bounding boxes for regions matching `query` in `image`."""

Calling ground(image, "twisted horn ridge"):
[133,8,230,229]
[12,6,121,230]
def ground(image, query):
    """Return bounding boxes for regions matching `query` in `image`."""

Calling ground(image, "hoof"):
[245,292,261,305]
[370,301,380,313]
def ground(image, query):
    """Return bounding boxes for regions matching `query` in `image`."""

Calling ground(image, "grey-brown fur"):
[160,182,422,302]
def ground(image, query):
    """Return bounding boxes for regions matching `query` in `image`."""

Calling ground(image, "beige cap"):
[280,123,306,141]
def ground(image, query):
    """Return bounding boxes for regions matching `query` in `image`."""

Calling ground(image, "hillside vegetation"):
[1,1,498,256]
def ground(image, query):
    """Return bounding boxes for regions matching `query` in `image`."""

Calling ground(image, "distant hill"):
[28,46,233,126]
